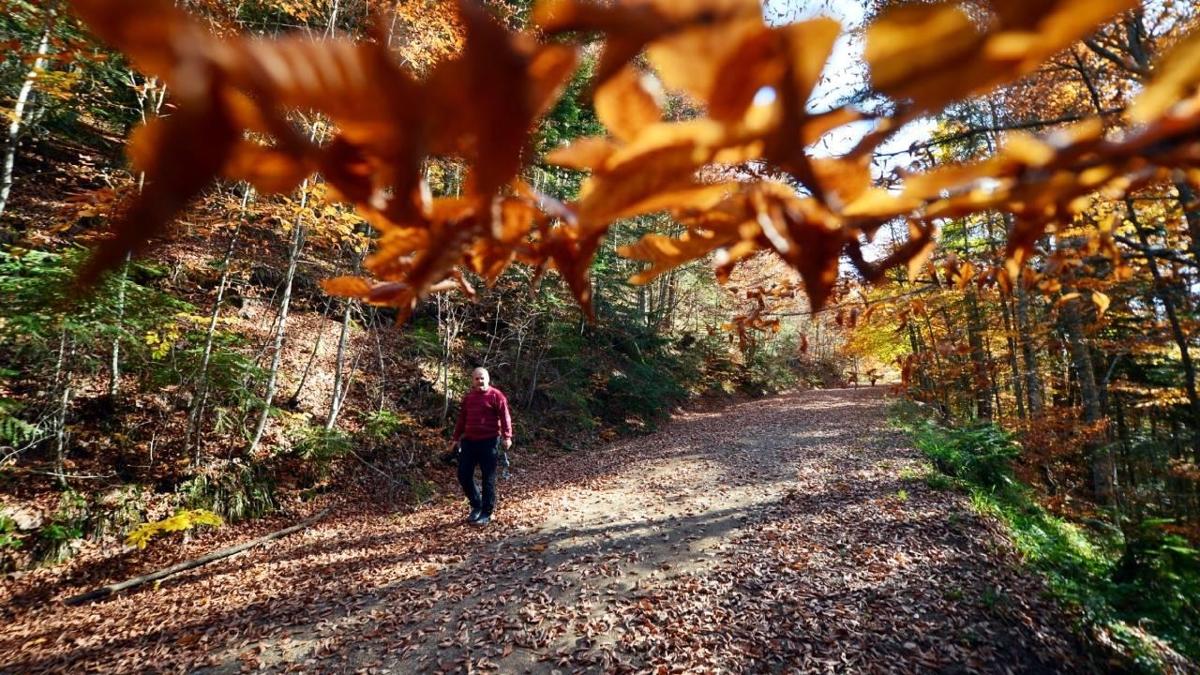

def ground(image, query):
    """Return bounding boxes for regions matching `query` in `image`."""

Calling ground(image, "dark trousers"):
[457,437,499,515]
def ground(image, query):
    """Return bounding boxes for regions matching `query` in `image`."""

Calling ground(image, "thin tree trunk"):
[0,23,51,218]
[108,252,131,398]
[1016,278,1044,415]
[187,204,245,464]
[110,76,167,400]
[248,187,307,455]
[526,348,545,407]
[1061,294,1111,503]
[325,299,354,430]
[965,291,993,420]
[52,326,72,490]
[368,308,389,411]
[1001,294,1026,419]
[1129,199,1200,455]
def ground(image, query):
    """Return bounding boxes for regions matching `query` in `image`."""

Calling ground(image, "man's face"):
[472,370,490,391]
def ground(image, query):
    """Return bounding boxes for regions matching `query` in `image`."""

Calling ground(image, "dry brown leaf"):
[594,66,662,143]
[619,230,734,285]
[321,276,374,298]
[545,137,619,171]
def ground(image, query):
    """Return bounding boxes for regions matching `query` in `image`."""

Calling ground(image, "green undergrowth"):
[893,403,1199,673]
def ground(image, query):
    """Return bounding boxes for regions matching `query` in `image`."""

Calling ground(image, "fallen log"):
[64,507,331,606]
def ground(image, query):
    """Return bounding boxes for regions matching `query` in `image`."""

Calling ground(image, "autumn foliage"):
[63,0,1200,330]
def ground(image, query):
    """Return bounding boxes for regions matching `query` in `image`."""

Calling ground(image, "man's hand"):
[439,440,460,466]
[502,438,513,450]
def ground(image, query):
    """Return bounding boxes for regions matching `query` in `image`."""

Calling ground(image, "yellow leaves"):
[1051,290,1110,319]
[526,44,581,120]
[222,141,309,195]
[777,18,842,109]
[125,509,223,549]
[647,16,766,119]
[866,3,983,111]
[1002,131,1055,167]
[865,0,1136,136]
[946,259,976,290]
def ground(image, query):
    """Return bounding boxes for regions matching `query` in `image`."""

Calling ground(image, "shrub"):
[900,411,1200,669]
[291,426,353,463]
[912,420,1018,490]
[125,509,223,549]
[181,461,275,522]
[362,409,416,445]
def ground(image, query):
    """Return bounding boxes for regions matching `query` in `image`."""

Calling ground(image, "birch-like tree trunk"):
[0,23,51,218]
[325,299,354,430]
[248,186,307,455]
[186,189,248,464]
[110,77,166,399]
[51,326,73,490]
[108,253,131,398]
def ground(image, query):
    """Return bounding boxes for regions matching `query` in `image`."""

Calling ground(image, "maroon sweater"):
[452,387,513,442]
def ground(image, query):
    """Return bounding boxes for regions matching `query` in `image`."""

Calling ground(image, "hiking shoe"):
[472,514,491,525]
[467,509,482,523]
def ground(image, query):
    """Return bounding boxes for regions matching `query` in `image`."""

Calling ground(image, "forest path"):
[2,388,1091,673]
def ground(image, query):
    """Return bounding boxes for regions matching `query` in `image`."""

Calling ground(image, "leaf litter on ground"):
[0,388,1095,673]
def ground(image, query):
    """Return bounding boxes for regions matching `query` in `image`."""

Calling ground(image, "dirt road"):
[1,387,1092,673]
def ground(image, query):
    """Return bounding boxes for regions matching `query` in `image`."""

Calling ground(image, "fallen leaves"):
[0,389,1098,672]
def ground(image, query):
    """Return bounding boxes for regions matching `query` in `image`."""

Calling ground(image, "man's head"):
[471,367,490,391]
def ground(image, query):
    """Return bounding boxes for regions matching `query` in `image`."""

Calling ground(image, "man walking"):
[446,367,513,525]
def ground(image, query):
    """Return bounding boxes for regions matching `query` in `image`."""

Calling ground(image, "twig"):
[347,447,408,488]
[22,469,117,480]
[872,109,1124,159]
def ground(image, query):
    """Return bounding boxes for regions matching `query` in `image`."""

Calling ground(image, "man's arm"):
[497,390,513,448]
[450,395,468,443]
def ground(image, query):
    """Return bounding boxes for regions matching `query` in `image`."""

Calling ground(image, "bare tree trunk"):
[1129,199,1200,456]
[186,196,246,464]
[248,188,307,455]
[52,326,73,490]
[965,291,993,420]
[436,295,463,424]
[1060,294,1110,503]
[325,299,354,430]
[367,308,389,412]
[0,23,51,218]
[1015,278,1044,415]
[109,75,166,401]
[1000,294,1026,419]
[526,348,545,407]
[108,252,131,399]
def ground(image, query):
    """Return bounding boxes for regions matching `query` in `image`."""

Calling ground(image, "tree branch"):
[872,110,1124,159]
[64,507,332,606]
[1083,37,1148,78]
